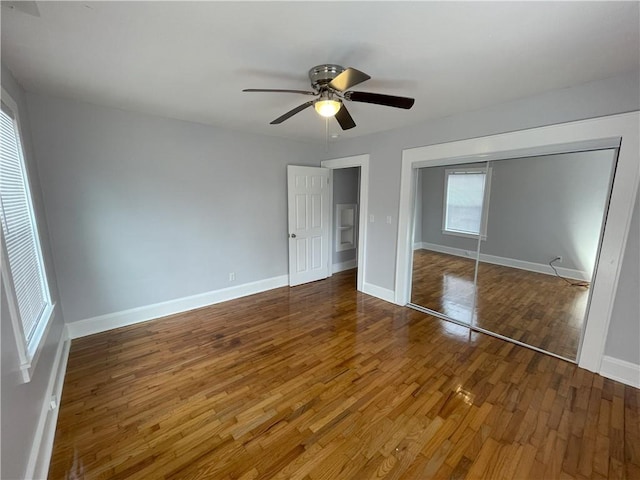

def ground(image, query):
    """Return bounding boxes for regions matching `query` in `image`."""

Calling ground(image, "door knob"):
[290,233,296,238]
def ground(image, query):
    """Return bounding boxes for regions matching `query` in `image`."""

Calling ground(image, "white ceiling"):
[2,1,639,143]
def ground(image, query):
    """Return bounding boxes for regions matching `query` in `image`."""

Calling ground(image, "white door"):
[287,165,330,286]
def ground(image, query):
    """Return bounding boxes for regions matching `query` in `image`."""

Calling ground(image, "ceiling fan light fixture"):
[314,98,341,118]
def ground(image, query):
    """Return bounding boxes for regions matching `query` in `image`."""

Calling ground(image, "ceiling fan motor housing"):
[309,64,345,90]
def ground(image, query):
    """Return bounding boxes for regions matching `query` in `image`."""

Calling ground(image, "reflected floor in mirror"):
[411,249,589,360]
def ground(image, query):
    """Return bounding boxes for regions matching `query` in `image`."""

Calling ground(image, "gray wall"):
[332,167,359,266]
[325,70,639,364]
[25,93,323,323]
[418,150,615,275]
[1,64,65,480]
[326,71,639,291]
[605,190,639,364]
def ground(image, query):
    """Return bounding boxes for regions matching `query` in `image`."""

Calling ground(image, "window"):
[443,167,491,239]
[1,92,54,382]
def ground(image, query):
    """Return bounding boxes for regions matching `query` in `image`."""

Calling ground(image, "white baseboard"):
[67,275,289,339]
[332,259,357,274]
[413,242,426,251]
[363,282,396,304]
[420,242,589,281]
[25,329,71,480]
[600,356,640,388]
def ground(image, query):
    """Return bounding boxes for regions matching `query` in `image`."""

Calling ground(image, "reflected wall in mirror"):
[411,149,616,360]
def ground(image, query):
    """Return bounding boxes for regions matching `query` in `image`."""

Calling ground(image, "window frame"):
[1,88,55,383]
[442,166,492,240]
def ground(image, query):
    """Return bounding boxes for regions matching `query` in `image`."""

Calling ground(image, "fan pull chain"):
[325,117,329,153]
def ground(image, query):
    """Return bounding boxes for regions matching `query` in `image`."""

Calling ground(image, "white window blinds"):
[444,169,489,237]
[0,102,50,344]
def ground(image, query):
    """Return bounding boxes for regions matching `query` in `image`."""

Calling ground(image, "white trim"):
[327,167,335,274]
[332,259,357,274]
[395,112,639,373]
[321,154,369,293]
[600,356,640,388]
[362,282,395,304]
[22,303,56,383]
[25,330,71,480]
[419,242,589,281]
[404,136,622,167]
[66,275,289,339]
[0,87,55,384]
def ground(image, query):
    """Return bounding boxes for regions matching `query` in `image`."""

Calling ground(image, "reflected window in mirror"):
[443,166,491,240]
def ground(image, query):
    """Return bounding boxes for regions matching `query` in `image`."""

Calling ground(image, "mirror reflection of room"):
[411,149,616,360]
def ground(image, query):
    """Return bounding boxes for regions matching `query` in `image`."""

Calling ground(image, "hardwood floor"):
[49,270,638,479]
[411,249,590,360]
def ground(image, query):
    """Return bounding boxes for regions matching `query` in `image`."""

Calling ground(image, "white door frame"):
[395,112,639,374]
[321,154,369,292]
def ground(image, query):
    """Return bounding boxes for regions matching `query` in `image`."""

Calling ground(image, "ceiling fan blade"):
[270,101,314,124]
[345,91,415,109]
[334,104,356,130]
[328,68,371,92]
[243,88,316,95]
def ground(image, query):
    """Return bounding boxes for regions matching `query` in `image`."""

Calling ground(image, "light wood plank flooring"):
[411,249,589,360]
[49,270,638,479]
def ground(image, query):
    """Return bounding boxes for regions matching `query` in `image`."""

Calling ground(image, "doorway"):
[321,154,370,292]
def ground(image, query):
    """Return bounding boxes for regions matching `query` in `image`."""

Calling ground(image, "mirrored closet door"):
[411,163,488,326]
[410,149,617,361]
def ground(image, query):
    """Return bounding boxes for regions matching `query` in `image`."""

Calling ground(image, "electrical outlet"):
[229,272,235,282]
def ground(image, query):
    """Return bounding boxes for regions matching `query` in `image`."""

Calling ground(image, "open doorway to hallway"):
[321,154,370,293]
[331,166,360,285]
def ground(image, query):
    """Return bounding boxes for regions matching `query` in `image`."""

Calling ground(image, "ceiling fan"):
[243,64,415,130]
